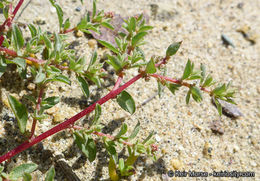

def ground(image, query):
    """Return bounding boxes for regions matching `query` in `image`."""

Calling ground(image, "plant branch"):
[0,0,25,46]
[29,87,44,139]
[0,73,142,163]
[150,74,211,93]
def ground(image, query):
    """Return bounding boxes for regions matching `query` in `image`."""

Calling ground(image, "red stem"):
[0,74,142,163]
[0,0,24,46]
[112,75,123,91]
[150,74,211,93]
[30,88,44,139]
[72,126,133,146]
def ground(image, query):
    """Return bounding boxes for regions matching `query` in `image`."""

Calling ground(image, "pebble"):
[88,39,97,49]
[171,159,183,170]
[209,120,224,135]
[155,134,161,142]
[203,141,213,159]
[212,98,243,118]
[221,34,235,48]
[75,7,81,12]
[33,17,46,25]
[27,83,36,90]
[75,30,84,37]
[250,161,257,167]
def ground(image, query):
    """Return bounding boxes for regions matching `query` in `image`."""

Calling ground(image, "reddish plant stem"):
[26,57,46,64]
[112,75,123,91]
[150,74,211,93]
[30,87,45,139]
[60,27,77,34]
[155,57,167,67]
[0,0,25,46]
[72,126,133,146]
[0,47,46,64]
[0,74,142,163]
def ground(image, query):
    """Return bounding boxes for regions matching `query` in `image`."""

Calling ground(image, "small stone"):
[3,97,10,109]
[209,120,224,135]
[171,159,183,170]
[250,161,257,167]
[88,39,97,49]
[233,145,240,153]
[162,26,168,31]
[53,113,64,123]
[257,86,260,94]
[161,148,167,154]
[212,98,243,118]
[75,30,83,37]
[155,134,161,142]
[27,83,36,90]
[75,7,81,12]
[33,17,46,25]
[203,141,213,159]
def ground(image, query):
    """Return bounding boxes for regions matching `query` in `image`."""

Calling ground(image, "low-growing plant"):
[0,0,236,180]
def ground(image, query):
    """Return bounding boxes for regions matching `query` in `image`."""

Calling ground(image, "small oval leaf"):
[8,95,28,134]
[116,91,136,114]
[77,76,89,98]
[9,163,37,180]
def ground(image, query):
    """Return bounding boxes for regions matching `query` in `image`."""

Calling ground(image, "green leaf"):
[9,163,37,180]
[131,32,147,46]
[24,95,37,105]
[9,57,26,69]
[145,59,156,74]
[101,21,114,30]
[45,166,55,181]
[73,132,97,162]
[104,140,118,163]
[182,59,192,80]
[186,90,191,104]
[190,86,203,102]
[98,40,119,54]
[202,75,214,87]
[43,34,52,49]
[167,83,181,95]
[41,96,60,110]
[0,56,7,77]
[34,68,46,84]
[166,42,181,57]
[8,95,28,134]
[214,98,222,115]
[138,25,153,32]
[77,76,89,98]
[115,123,128,139]
[213,84,226,96]
[28,24,37,38]
[118,158,125,172]
[129,121,140,140]
[23,173,32,181]
[53,3,63,29]
[92,0,97,18]
[92,104,101,125]
[12,24,24,51]
[108,156,119,181]
[128,17,136,33]
[63,18,70,30]
[45,75,71,85]
[106,55,122,72]
[54,33,62,53]
[87,51,97,71]
[200,63,206,84]
[142,131,154,144]
[117,91,136,114]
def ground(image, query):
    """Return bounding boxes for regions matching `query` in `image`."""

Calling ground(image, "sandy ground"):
[0,0,259,180]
